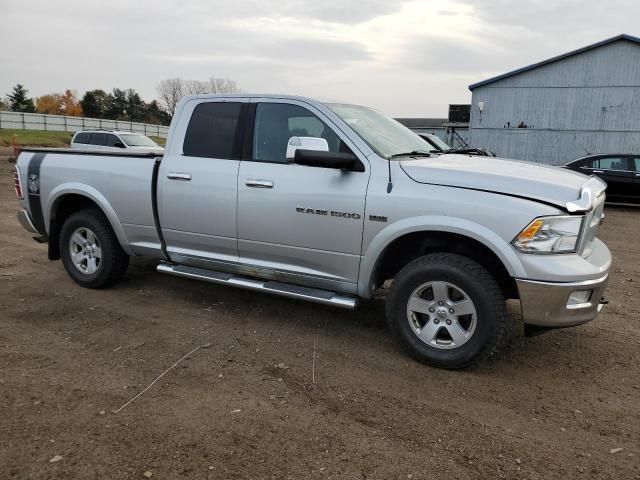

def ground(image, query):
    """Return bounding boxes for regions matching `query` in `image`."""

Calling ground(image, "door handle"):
[592,170,604,174]
[167,172,192,181]
[245,179,274,188]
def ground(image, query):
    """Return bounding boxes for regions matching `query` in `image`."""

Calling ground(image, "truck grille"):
[579,192,605,258]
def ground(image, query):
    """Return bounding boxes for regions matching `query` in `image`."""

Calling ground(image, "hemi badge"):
[369,215,387,223]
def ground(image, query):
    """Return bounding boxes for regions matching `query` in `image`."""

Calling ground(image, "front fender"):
[46,183,134,256]
[357,215,526,298]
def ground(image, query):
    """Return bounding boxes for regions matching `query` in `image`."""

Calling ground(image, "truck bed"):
[16,149,163,258]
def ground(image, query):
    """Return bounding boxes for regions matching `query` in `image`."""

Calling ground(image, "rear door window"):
[104,134,121,147]
[632,157,640,172]
[89,133,107,146]
[183,102,243,159]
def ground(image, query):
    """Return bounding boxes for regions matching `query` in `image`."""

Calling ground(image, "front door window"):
[252,103,348,163]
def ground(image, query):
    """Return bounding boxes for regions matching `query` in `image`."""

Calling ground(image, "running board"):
[156,263,357,310]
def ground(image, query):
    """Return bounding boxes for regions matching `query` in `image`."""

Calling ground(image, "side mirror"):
[114,141,126,148]
[294,149,365,172]
[286,136,328,160]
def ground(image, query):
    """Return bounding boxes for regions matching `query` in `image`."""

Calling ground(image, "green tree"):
[144,100,171,125]
[80,89,108,118]
[125,89,146,122]
[7,84,36,113]
[104,88,128,120]
[78,87,170,124]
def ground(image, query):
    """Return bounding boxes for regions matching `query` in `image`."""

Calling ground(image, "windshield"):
[326,103,430,159]
[423,134,450,151]
[118,134,159,147]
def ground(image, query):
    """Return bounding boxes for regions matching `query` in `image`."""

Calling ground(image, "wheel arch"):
[358,217,525,299]
[46,185,133,260]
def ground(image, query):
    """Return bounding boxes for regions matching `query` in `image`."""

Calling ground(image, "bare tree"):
[206,78,242,94]
[183,79,206,96]
[183,78,242,95]
[157,77,243,113]
[156,78,184,114]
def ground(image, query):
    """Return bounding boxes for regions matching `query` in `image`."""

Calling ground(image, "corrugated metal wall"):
[469,40,640,164]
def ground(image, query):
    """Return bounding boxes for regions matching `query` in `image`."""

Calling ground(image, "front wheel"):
[385,253,509,369]
[59,208,129,288]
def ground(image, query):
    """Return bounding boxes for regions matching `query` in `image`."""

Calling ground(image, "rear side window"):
[74,132,90,144]
[634,157,640,172]
[183,102,243,158]
[584,157,629,170]
[89,133,107,146]
[597,157,629,171]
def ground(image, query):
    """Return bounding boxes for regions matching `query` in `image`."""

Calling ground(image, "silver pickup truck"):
[14,94,611,368]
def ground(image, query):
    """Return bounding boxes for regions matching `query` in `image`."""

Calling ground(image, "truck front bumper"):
[516,274,609,327]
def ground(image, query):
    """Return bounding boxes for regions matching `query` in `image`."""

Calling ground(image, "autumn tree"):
[7,84,36,113]
[35,90,82,116]
[35,94,63,114]
[0,98,8,111]
[59,89,83,116]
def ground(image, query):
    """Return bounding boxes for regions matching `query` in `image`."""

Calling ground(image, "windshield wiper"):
[442,148,495,157]
[388,151,431,159]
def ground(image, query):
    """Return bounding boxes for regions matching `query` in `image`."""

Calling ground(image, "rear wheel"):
[386,253,508,369]
[60,208,129,288]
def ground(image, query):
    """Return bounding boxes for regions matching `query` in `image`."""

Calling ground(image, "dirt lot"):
[1,151,638,480]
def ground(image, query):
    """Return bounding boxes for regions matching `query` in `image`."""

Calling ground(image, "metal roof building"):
[468,34,640,164]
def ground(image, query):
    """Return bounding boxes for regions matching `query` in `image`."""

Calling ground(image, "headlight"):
[512,215,584,254]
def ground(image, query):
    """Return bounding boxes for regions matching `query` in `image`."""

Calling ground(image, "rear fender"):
[47,183,134,256]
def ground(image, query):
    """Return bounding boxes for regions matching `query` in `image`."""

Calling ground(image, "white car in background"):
[71,130,165,154]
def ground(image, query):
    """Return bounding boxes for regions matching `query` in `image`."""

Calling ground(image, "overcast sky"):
[2,0,639,117]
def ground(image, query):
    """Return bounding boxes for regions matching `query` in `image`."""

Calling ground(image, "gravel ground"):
[1,151,638,479]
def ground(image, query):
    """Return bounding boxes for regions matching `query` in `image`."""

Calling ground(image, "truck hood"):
[400,154,594,209]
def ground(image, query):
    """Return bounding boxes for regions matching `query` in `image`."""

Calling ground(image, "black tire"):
[59,208,129,289]
[385,253,508,369]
